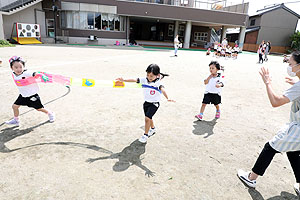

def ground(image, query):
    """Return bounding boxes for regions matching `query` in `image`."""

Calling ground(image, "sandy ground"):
[0,45,299,200]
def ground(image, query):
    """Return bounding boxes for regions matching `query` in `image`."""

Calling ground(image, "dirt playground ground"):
[0,45,299,200]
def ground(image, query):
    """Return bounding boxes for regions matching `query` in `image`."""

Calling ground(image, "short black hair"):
[146,64,169,79]
[10,59,25,68]
[209,61,220,70]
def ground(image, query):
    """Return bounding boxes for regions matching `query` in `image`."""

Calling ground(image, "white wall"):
[2,2,43,39]
[257,8,299,46]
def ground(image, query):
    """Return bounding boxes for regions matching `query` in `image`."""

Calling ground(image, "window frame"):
[60,11,125,32]
[194,32,208,42]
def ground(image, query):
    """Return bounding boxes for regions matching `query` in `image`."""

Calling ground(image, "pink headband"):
[9,56,24,64]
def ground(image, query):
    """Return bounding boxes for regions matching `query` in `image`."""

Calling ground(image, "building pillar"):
[238,26,246,51]
[126,16,130,45]
[183,21,192,48]
[174,20,179,37]
[0,12,4,40]
[221,26,227,42]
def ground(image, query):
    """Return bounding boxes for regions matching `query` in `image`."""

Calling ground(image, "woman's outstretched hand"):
[259,67,272,85]
[285,77,297,85]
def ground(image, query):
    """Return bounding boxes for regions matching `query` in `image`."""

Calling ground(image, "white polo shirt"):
[12,70,39,97]
[138,77,163,103]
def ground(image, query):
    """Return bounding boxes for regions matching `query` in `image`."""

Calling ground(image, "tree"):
[290,30,300,51]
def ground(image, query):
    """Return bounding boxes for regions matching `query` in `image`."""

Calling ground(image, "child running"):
[116,64,174,143]
[5,56,55,126]
[195,61,224,120]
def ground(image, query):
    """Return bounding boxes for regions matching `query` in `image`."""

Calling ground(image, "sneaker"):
[237,169,256,188]
[48,112,55,123]
[294,183,300,196]
[139,134,148,143]
[5,118,19,126]
[195,114,203,120]
[148,128,156,137]
[215,111,220,119]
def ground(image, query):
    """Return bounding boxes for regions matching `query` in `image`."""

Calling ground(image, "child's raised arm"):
[116,77,137,82]
[204,75,213,85]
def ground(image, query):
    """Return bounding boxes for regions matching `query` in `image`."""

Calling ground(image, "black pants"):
[259,54,264,63]
[252,142,300,183]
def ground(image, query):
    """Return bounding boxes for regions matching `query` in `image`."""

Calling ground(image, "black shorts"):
[14,94,44,109]
[202,93,221,105]
[143,102,159,119]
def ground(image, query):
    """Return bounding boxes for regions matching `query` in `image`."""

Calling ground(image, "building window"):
[61,11,124,32]
[194,32,208,41]
[46,19,54,37]
[179,25,185,37]
[87,13,94,29]
[108,14,115,31]
[95,13,101,30]
[250,19,255,26]
[168,24,174,36]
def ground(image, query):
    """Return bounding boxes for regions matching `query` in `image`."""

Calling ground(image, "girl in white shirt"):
[195,61,224,120]
[5,56,55,126]
[117,64,174,143]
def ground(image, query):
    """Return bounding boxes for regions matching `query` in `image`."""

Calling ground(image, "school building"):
[227,3,300,53]
[0,0,249,49]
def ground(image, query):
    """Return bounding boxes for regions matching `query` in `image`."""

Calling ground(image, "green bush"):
[0,39,15,47]
[290,31,300,51]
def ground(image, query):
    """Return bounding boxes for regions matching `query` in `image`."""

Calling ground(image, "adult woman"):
[238,51,300,197]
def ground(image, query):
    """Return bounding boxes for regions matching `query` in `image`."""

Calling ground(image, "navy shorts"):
[14,94,44,109]
[202,93,221,105]
[143,102,159,119]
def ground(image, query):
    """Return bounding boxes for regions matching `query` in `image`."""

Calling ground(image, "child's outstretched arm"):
[34,71,50,82]
[160,87,175,102]
[116,77,137,82]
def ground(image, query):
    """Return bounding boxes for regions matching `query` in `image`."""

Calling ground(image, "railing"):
[0,0,34,12]
[121,0,248,14]
[210,28,220,43]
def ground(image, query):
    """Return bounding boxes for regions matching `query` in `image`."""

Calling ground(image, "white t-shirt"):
[222,40,228,47]
[174,38,180,48]
[13,70,39,97]
[205,73,224,95]
[138,77,163,103]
